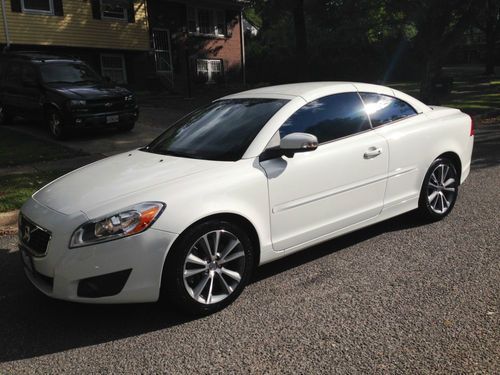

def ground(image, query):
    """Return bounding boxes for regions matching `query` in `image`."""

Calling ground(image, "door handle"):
[364,147,382,159]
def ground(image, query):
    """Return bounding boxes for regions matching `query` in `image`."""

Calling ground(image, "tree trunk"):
[484,0,499,75]
[293,0,308,81]
[420,58,441,104]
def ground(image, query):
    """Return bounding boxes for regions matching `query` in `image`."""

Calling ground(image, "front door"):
[260,92,389,251]
[152,28,173,84]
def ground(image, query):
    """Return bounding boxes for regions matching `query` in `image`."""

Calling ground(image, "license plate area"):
[106,115,119,124]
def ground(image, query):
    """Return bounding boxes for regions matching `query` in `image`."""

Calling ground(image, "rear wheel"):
[161,220,255,315]
[46,108,68,140]
[417,157,459,221]
[0,104,13,125]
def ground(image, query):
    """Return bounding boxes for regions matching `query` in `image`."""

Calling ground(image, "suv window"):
[21,63,38,84]
[5,63,22,85]
[279,92,371,144]
[360,93,417,127]
[39,62,102,84]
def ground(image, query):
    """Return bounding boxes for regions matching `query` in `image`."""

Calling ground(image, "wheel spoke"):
[443,186,455,192]
[214,230,221,256]
[443,178,455,187]
[441,192,450,208]
[184,267,208,278]
[428,182,440,189]
[200,234,214,260]
[186,253,207,267]
[221,267,241,282]
[219,250,244,264]
[428,191,439,203]
[206,274,215,304]
[217,272,233,294]
[220,238,240,261]
[430,173,439,185]
[193,274,210,300]
[441,165,449,184]
[439,193,445,212]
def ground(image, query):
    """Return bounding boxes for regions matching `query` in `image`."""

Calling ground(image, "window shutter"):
[91,0,101,19]
[127,0,135,23]
[53,0,64,16]
[11,0,22,12]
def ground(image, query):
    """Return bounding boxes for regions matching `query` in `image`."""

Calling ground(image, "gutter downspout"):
[240,9,246,86]
[1,0,11,51]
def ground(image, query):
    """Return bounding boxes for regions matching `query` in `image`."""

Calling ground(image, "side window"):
[5,63,22,85]
[360,93,417,127]
[280,92,371,144]
[21,64,38,84]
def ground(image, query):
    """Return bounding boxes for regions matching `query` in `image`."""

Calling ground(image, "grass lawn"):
[0,127,86,167]
[389,66,500,116]
[0,170,69,212]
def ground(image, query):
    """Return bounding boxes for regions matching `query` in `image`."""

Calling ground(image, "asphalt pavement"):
[0,124,498,374]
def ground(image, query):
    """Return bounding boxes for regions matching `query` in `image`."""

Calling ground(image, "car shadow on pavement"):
[0,212,425,363]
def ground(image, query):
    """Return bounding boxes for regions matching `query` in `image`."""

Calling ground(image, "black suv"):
[0,52,139,139]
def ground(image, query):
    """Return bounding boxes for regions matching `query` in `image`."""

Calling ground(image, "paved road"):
[0,125,498,374]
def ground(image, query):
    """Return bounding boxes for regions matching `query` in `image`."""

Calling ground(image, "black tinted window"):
[280,93,371,143]
[39,62,102,84]
[146,99,288,161]
[360,93,417,127]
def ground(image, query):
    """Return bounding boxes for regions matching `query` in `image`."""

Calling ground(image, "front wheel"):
[46,108,68,140]
[417,157,459,221]
[161,220,255,315]
[117,121,135,132]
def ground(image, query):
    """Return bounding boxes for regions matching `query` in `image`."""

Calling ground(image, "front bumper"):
[66,106,139,129]
[20,198,177,304]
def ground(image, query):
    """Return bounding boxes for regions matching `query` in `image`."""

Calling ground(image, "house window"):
[100,54,127,83]
[100,0,127,20]
[21,0,54,14]
[187,7,226,36]
[196,59,223,84]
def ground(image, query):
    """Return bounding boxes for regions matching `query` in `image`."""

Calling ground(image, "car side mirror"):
[260,132,319,162]
[280,132,318,157]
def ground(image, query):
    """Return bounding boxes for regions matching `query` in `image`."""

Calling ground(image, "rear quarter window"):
[360,93,417,127]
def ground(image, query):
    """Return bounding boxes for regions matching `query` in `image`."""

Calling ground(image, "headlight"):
[124,94,134,102]
[68,99,86,108]
[69,202,165,248]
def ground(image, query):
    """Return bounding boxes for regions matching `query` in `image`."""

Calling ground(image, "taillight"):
[470,116,475,136]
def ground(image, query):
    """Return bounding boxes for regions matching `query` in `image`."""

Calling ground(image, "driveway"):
[0,124,498,373]
[4,106,191,157]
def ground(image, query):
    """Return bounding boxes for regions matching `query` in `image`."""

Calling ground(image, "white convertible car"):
[19,82,474,314]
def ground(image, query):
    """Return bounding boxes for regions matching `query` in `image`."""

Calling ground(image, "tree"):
[476,0,500,75]
[387,0,485,103]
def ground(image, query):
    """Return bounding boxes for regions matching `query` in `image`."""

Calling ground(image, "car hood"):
[47,84,131,100]
[32,150,225,215]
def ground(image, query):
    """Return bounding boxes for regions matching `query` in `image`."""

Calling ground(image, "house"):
[0,0,246,90]
[0,0,150,85]
[146,0,246,90]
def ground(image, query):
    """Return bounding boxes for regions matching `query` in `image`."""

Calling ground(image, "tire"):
[0,103,13,125]
[161,220,255,316]
[46,108,68,140]
[417,157,459,221]
[117,121,135,132]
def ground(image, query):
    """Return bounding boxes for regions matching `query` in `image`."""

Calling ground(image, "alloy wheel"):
[183,230,246,305]
[427,163,457,214]
[49,112,62,137]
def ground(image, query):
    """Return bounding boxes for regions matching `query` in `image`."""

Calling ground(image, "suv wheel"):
[0,104,13,125]
[161,220,255,316]
[46,108,68,140]
[117,122,135,132]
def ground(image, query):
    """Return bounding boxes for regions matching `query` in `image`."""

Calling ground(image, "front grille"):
[18,215,51,257]
[85,98,127,113]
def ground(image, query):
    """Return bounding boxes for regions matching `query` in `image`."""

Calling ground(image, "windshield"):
[39,62,102,84]
[145,98,288,161]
